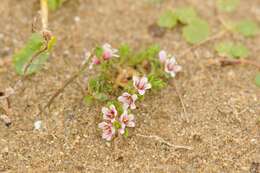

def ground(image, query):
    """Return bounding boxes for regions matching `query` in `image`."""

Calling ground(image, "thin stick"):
[136,133,193,150]
[40,0,48,30]
[217,58,260,69]
[171,80,189,123]
[36,55,92,117]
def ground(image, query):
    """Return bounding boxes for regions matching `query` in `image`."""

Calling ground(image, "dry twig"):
[214,58,260,69]
[36,54,92,117]
[136,133,193,150]
[171,80,189,123]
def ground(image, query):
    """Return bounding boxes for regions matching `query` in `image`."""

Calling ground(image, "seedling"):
[157,6,210,44]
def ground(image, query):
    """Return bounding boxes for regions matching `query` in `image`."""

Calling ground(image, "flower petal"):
[159,50,167,63]
[102,107,109,115]
[98,122,107,129]
[145,83,152,90]
[138,89,146,95]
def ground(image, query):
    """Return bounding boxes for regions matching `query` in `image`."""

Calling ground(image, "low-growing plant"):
[82,43,182,140]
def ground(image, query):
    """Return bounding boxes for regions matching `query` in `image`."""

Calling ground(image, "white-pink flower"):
[133,76,152,95]
[102,43,119,60]
[102,105,117,122]
[159,50,167,63]
[164,57,182,77]
[118,92,138,110]
[98,121,116,141]
[119,111,135,134]
[89,56,100,69]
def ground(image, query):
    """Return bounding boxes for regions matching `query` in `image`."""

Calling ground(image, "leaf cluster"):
[157,7,210,44]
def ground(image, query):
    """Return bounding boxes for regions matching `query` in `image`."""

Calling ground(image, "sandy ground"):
[0,0,260,172]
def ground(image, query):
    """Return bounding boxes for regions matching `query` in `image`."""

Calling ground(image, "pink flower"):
[92,56,101,65]
[118,92,138,110]
[164,57,182,77]
[102,43,119,60]
[89,56,100,69]
[98,121,116,141]
[102,105,117,122]
[159,50,167,63]
[119,111,135,134]
[133,76,152,95]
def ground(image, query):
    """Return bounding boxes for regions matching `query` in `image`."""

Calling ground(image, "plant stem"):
[36,55,92,117]
[40,0,48,30]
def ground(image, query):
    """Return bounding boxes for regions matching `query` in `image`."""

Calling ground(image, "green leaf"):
[95,46,104,58]
[84,95,95,105]
[119,44,131,64]
[129,44,160,66]
[119,44,131,58]
[113,121,121,129]
[231,43,249,58]
[157,10,178,29]
[175,7,198,24]
[182,19,210,44]
[93,92,109,102]
[148,75,166,90]
[13,33,49,75]
[215,41,249,59]
[48,0,62,11]
[47,36,57,51]
[235,20,259,37]
[215,41,234,57]
[123,128,129,138]
[217,0,240,12]
[255,73,260,87]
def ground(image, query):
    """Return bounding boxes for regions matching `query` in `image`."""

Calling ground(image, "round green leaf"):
[231,43,249,58]
[215,41,234,57]
[255,73,260,87]
[175,7,198,24]
[215,41,249,59]
[217,0,240,12]
[157,10,177,29]
[235,20,259,37]
[182,19,210,44]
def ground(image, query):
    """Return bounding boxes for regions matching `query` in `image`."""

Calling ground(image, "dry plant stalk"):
[40,0,48,30]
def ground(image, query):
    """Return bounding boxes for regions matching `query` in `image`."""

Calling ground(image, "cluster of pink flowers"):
[159,50,182,77]
[97,48,180,141]
[98,76,152,141]
[89,43,119,69]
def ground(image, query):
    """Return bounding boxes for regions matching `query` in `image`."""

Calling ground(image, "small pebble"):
[34,120,42,130]
[74,16,80,22]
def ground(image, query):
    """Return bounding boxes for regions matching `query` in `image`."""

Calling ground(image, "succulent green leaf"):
[217,0,240,12]
[235,20,259,37]
[13,33,50,75]
[157,10,177,29]
[182,19,210,44]
[215,41,249,59]
[175,7,198,24]
[255,73,260,87]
